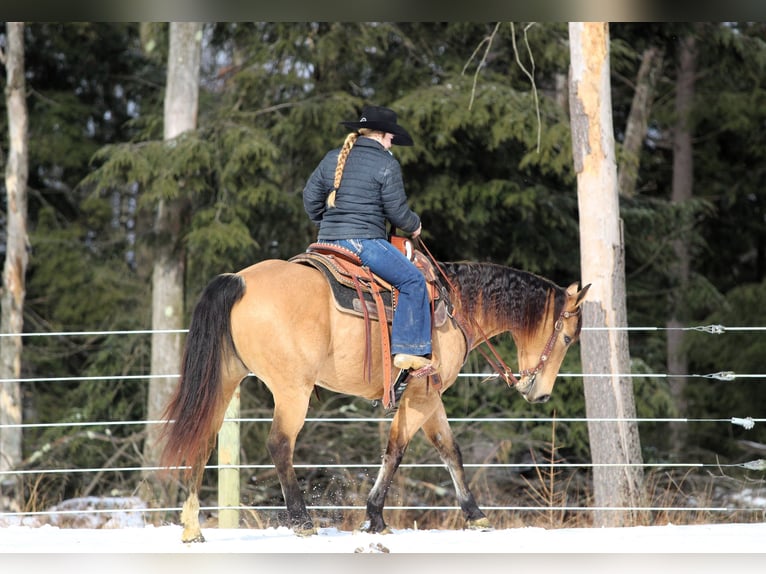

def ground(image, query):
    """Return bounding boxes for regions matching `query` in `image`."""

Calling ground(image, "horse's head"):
[512,282,590,403]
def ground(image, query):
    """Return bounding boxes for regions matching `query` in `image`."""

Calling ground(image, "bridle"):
[515,306,581,383]
[414,236,579,388]
[471,304,579,388]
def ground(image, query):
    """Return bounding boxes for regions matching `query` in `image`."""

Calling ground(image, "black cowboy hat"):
[340,105,413,146]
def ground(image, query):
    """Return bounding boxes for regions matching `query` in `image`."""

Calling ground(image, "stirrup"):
[385,369,410,416]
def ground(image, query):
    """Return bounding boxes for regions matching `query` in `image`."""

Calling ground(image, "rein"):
[414,237,517,386]
[414,237,575,388]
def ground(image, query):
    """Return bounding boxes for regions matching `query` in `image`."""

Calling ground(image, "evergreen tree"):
[3,22,765,509]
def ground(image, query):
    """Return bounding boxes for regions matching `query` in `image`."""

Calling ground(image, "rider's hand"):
[411,223,422,239]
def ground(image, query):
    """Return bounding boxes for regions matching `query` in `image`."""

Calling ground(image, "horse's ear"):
[566,282,590,306]
[575,283,591,306]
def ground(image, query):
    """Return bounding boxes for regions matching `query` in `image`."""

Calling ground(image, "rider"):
[302,104,432,371]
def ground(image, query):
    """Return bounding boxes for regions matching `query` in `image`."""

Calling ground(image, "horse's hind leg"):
[179,370,245,543]
[180,461,208,543]
[421,403,491,530]
[266,391,315,536]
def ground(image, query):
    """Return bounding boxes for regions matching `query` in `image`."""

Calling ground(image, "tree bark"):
[618,45,664,199]
[142,22,202,493]
[1,22,28,511]
[555,72,568,114]
[667,32,697,454]
[568,22,645,527]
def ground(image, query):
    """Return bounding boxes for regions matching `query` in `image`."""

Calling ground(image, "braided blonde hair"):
[326,128,380,208]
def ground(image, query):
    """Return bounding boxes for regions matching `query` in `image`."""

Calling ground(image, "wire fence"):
[1,324,765,523]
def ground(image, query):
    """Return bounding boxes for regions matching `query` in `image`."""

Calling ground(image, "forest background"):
[1,22,765,529]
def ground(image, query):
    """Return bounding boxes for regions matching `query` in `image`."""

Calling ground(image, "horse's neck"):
[453,300,512,346]
[444,261,552,344]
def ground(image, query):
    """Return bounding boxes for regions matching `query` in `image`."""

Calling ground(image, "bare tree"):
[0,22,28,510]
[142,22,202,495]
[618,45,664,199]
[667,31,697,453]
[568,22,644,527]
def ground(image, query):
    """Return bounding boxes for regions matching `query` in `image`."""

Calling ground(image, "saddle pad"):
[290,254,394,322]
[289,251,449,328]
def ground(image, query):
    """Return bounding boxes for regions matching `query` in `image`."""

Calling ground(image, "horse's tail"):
[158,272,246,480]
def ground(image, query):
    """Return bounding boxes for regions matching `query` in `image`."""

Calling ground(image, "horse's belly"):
[316,312,388,397]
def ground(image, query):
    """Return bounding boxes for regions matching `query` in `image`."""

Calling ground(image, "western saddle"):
[289,237,448,409]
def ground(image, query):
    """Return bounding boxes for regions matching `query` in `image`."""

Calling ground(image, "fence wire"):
[1,324,764,522]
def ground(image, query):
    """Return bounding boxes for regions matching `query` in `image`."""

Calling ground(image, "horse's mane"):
[439,261,564,335]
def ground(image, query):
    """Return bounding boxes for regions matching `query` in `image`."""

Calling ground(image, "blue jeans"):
[325,238,432,356]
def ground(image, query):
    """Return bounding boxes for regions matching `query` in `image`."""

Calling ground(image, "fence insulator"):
[690,324,725,334]
[739,459,766,471]
[702,371,736,381]
[731,417,755,430]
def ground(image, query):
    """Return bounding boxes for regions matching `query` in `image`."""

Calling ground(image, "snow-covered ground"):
[3,520,766,554]
[2,497,765,572]
[2,522,765,574]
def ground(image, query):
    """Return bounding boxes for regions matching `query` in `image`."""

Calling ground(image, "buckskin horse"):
[159,241,590,542]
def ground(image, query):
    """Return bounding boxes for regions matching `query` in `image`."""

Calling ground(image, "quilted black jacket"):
[302,137,420,240]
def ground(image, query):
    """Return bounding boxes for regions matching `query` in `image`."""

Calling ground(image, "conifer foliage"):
[1,22,765,514]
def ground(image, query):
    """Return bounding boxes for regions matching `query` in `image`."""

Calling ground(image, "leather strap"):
[363,267,394,408]
[350,274,373,384]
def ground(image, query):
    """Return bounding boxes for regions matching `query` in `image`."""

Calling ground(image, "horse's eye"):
[563,334,572,345]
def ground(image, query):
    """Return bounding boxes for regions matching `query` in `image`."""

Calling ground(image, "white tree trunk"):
[143,22,202,477]
[568,22,644,527]
[1,23,28,511]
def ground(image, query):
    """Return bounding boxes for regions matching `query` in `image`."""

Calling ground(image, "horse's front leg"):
[359,398,430,534]
[267,394,315,536]
[360,431,407,534]
[421,402,492,530]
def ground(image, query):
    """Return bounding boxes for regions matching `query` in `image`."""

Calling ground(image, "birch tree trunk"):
[667,32,697,454]
[568,22,645,527]
[1,22,28,511]
[142,22,202,494]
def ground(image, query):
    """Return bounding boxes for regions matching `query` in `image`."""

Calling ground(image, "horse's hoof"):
[293,525,317,537]
[356,519,391,534]
[465,517,493,531]
[182,533,206,543]
[356,526,392,535]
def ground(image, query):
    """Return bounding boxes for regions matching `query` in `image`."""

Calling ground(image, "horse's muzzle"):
[517,374,552,404]
[516,373,535,392]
